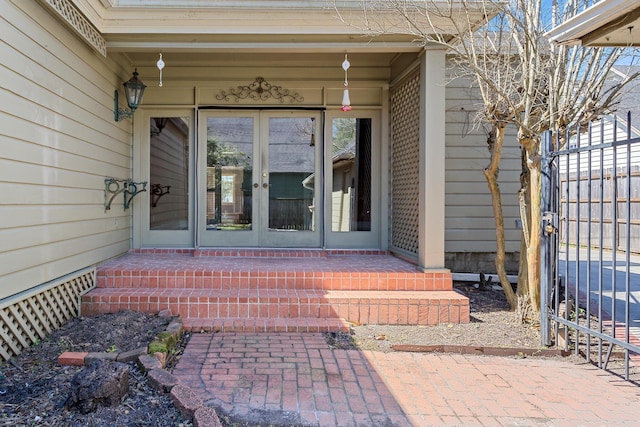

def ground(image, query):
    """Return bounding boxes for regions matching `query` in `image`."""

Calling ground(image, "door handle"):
[253,183,259,188]
[262,183,269,189]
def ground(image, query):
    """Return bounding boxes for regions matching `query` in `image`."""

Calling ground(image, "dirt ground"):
[0,282,560,427]
[350,282,542,352]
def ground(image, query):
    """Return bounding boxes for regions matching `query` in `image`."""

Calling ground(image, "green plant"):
[156,331,176,348]
[148,341,168,354]
[570,308,587,321]
[106,344,117,353]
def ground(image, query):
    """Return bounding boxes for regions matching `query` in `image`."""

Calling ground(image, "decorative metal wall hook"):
[104,178,128,211]
[151,183,171,207]
[216,77,304,103]
[104,178,148,210]
[124,180,148,210]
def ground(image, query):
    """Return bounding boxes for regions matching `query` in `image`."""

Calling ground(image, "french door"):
[137,110,195,248]
[197,110,322,247]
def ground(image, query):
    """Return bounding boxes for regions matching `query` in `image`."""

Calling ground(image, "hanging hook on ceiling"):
[341,52,352,111]
[342,52,350,87]
[157,53,165,87]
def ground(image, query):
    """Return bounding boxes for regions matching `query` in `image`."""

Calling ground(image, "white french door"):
[137,110,195,248]
[197,110,322,247]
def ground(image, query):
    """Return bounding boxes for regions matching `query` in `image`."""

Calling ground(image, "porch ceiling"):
[119,51,399,68]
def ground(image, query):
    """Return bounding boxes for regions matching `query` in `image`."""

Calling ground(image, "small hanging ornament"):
[341,53,352,112]
[156,53,165,87]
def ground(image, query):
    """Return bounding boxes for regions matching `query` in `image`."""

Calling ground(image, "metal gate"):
[541,113,640,381]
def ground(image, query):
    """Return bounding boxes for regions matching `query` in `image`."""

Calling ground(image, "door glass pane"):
[268,117,315,231]
[149,117,189,230]
[206,117,253,231]
[331,118,372,232]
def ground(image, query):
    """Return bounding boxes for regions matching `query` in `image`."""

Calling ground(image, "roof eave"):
[546,0,640,46]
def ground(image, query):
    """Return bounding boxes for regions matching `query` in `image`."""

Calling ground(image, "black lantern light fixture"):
[114,69,146,121]
[151,117,169,136]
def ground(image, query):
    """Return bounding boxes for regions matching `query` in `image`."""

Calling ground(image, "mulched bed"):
[0,311,191,427]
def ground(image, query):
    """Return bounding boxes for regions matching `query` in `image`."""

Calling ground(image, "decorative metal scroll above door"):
[216,77,304,103]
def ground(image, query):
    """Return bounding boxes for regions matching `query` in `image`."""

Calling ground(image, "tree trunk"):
[517,231,528,298]
[525,139,542,317]
[516,148,530,298]
[482,124,517,310]
[516,229,531,322]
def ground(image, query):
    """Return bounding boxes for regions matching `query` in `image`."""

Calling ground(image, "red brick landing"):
[82,249,469,333]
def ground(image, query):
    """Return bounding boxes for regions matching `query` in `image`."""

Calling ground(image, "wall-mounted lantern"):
[151,117,169,136]
[114,69,146,121]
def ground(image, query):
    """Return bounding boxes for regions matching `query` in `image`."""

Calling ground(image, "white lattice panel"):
[0,268,95,361]
[41,0,107,56]
[390,71,421,255]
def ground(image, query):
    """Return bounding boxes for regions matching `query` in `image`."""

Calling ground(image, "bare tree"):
[334,0,639,318]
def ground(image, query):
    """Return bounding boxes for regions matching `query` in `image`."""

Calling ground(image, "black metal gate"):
[541,113,640,381]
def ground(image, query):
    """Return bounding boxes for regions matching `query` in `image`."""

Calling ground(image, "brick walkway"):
[173,332,640,426]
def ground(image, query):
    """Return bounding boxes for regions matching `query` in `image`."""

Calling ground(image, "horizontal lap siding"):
[444,74,521,253]
[0,0,131,299]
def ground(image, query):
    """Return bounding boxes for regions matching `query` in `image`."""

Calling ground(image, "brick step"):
[132,248,388,257]
[96,272,450,291]
[81,289,469,326]
[95,253,452,292]
[194,249,329,257]
[181,317,352,333]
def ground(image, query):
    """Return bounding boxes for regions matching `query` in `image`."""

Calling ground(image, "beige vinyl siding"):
[444,73,522,254]
[0,0,133,300]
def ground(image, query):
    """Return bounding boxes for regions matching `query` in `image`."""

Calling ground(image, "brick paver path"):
[173,333,640,426]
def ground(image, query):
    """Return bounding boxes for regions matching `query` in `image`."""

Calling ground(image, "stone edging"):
[392,344,571,357]
[58,312,222,427]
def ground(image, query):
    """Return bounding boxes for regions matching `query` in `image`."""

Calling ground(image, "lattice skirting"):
[0,267,95,361]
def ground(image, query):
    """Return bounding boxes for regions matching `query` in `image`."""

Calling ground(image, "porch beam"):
[104,41,423,54]
[418,47,446,270]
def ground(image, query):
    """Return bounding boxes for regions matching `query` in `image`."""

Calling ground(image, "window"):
[221,175,234,203]
[331,118,372,232]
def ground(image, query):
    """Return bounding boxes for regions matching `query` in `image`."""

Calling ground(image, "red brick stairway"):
[82,249,469,332]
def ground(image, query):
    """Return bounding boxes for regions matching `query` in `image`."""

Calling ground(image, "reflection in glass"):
[331,118,372,232]
[269,117,316,231]
[206,117,253,230]
[149,117,189,230]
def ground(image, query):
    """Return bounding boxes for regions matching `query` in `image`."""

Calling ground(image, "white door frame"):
[324,109,382,249]
[132,108,385,250]
[134,109,195,248]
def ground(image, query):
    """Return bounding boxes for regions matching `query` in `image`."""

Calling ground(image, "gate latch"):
[543,211,558,236]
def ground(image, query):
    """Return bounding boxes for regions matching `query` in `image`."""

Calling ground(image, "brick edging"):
[58,313,222,427]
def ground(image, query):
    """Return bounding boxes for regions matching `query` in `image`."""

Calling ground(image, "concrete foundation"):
[445,252,520,275]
